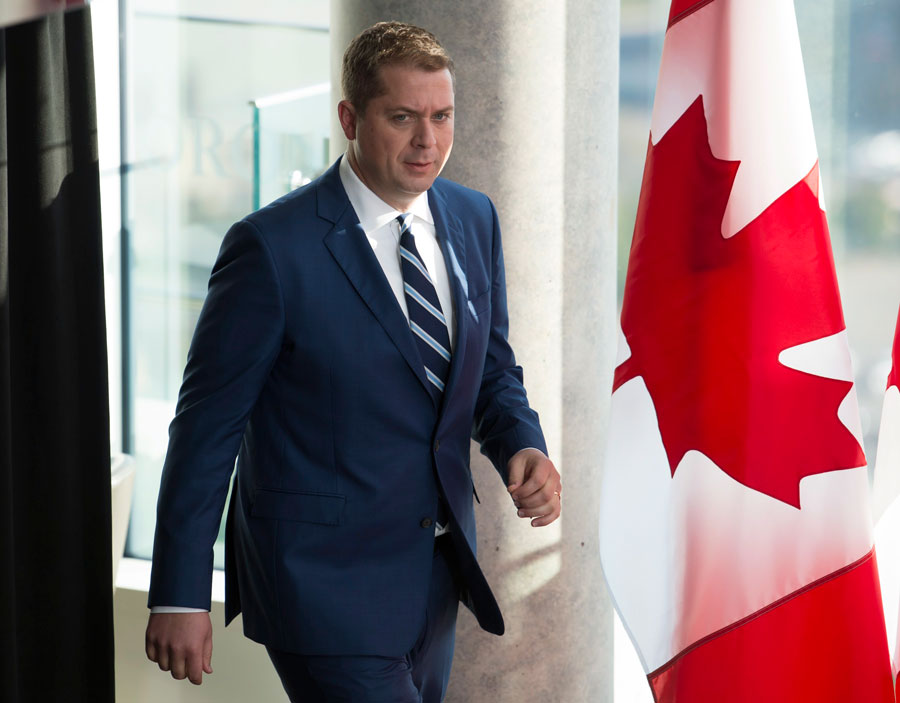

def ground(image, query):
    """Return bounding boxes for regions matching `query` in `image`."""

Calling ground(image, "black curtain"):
[0,8,114,702]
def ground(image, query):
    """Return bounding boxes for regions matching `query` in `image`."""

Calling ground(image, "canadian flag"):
[873,306,900,697]
[599,1,894,700]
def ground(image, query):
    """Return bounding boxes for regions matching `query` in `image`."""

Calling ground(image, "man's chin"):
[400,173,440,195]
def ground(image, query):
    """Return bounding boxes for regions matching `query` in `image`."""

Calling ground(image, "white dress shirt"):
[152,157,455,613]
[338,154,456,349]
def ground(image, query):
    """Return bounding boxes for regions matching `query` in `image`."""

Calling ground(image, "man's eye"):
[393,114,410,123]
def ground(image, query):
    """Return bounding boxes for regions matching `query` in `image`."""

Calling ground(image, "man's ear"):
[337,100,358,141]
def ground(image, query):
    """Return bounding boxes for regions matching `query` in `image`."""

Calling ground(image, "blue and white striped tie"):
[397,214,451,401]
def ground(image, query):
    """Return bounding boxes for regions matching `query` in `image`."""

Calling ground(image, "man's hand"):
[507,448,561,527]
[145,611,213,685]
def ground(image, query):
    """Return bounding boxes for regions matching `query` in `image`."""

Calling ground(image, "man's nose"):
[412,120,436,148]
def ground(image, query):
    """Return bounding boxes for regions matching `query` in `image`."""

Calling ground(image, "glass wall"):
[837,0,900,447]
[120,0,331,565]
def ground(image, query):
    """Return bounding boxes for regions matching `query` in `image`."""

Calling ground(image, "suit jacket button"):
[420,517,433,529]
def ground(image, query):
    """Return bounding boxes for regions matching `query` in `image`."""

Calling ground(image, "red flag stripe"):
[648,549,894,702]
[668,0,716,28]
[888,305,900,391]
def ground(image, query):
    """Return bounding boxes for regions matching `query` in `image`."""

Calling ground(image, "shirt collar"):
[339,153,434,235]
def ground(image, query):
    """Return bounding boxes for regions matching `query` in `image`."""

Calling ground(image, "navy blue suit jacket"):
[148,158,547,656]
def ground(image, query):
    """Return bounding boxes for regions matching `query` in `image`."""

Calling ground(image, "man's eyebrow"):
[387,105,455,114]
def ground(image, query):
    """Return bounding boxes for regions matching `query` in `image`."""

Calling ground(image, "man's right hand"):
[145,611,213,685]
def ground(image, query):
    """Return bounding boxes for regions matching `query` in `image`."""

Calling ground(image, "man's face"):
[339,64,454,211]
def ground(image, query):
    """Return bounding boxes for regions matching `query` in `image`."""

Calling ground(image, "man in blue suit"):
[145,21,561,702]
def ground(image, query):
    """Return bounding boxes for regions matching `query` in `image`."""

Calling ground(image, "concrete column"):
[331,3,619,700]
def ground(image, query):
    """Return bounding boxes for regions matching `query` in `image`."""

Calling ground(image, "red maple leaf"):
[614,96,865,508]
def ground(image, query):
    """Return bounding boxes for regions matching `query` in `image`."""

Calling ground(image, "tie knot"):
[396,213,413,235]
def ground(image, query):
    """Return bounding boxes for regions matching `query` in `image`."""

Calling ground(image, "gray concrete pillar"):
[331,3,618,700]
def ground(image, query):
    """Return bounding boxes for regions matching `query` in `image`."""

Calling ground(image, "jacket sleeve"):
[148,219,284,609]
[471,198,548,483]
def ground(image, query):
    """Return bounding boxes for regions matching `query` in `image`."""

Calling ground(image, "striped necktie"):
[397,213,451,402]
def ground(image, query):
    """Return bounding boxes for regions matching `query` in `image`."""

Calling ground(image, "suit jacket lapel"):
[318,161,433,402]
[429,186,469,407]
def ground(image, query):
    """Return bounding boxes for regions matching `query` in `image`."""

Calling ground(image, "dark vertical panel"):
[0,8,114,702]
[0,27,23,703]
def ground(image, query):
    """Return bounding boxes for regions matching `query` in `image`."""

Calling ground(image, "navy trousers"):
[267,535,461,703]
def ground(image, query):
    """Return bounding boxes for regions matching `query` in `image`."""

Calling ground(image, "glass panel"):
[91,0,123,457]
[252,83,332,211]
[123,1,330,568]
[827,0,900,454]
